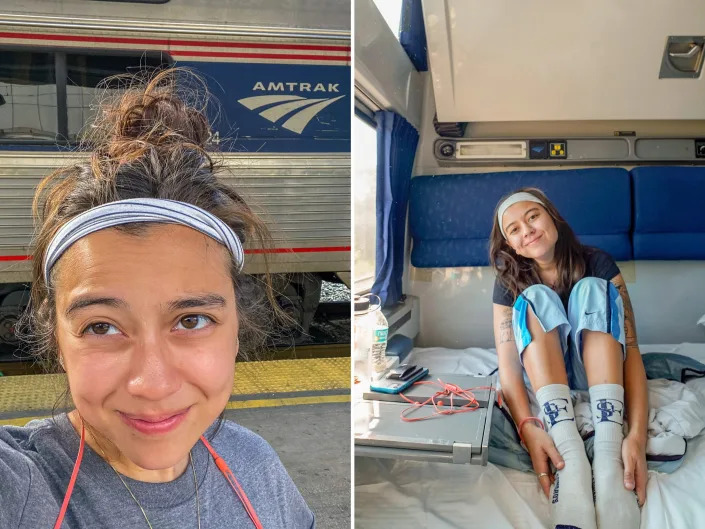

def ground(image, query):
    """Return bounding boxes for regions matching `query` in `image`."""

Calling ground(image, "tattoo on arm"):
[499,308,515,344]
[614,281,639,348]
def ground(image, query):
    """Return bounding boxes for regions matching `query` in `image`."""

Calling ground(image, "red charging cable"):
[200,435,264,529]
[53,422,86,529]
[398,378,494,422]
[53,422,263,529]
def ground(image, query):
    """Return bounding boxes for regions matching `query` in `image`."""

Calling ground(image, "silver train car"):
[0,0,351,350]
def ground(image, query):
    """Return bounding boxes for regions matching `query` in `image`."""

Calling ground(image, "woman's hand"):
[521,423,565,498]
[622,432,647,507]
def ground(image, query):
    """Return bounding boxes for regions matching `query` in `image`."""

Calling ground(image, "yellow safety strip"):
[0,358,350,426]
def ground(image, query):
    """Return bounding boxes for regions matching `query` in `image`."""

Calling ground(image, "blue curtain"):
[399,0,428,72]
[371,111,419,307]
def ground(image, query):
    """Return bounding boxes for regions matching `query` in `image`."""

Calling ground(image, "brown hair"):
[489,187,587,303]
[17,67,283,372]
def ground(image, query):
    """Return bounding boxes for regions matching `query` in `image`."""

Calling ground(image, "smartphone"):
[369,367,429,394]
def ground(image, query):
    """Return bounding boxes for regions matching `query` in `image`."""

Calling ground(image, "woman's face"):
[54,224,238,472]
[501,201,559,262]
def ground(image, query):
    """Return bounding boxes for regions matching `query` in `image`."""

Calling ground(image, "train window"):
[373,0,402,41]
[353,115,377,293]
[66,53,168,142]
[0,51,59,141]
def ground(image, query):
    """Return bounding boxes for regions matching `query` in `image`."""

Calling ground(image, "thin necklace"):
[108,451,201,529]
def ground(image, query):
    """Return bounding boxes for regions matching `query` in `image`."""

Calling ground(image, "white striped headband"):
[497,192,546,239]
[43,198,244,284]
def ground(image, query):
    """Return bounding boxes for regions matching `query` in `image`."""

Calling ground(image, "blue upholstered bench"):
[632,166,705,260]
[409,168,632,267]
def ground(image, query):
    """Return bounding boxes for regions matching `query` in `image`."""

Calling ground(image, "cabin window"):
[373,0,403,41]
[353,115,378,293]
[0,51,58,142]
[0,48,170,144]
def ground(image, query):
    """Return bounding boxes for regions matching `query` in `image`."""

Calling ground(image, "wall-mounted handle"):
[669,44,702,60]
[660,37,705,78]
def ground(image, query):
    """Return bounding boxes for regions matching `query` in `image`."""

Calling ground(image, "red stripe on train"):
[0,32,350,52]
[170,50,350,61]
[0,246,350,261]
[246,246,351,254]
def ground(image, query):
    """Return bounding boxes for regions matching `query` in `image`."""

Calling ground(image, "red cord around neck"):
[200,435,264,529]
[53,422,85,529]
[53,422,263,529]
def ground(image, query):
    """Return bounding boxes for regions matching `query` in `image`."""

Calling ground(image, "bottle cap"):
[354,295,370,313]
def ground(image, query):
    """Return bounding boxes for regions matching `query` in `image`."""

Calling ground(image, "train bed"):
[355,344,705,529]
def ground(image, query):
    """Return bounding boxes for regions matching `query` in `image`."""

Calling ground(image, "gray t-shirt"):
[0,413,314,528]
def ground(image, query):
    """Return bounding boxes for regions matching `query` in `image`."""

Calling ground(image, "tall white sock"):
[536,384,596,529]
[589,384,640,529]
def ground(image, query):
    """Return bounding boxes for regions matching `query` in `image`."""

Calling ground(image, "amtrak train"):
[0,0,351,355]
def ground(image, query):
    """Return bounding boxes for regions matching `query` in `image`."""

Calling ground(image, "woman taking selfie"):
[490,188,648,529]
[0,69,314,528]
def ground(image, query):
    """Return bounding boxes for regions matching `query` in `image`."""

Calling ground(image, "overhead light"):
[455,141,527,159]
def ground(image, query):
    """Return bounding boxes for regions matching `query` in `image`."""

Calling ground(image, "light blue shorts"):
[512,277,625,391]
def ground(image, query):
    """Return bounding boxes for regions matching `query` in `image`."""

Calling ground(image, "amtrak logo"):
[595,398,624,424]
[238,81,345,134]
[543,398,574,427]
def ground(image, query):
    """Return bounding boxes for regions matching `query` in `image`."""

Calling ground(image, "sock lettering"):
[552,473,560,504]
[543,398,575,427]
[595,398,624,425]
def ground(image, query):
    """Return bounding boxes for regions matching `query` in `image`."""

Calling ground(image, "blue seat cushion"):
[409,168,632,267]
[632,166,705,259]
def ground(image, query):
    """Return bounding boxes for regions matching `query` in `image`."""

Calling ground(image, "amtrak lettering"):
[252,82,340,92]
[177,62,349,152]
[595,398,624,424]
[543,398,575,427]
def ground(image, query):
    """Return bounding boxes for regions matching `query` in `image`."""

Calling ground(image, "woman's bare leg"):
[521,309,596,529]
[583,330,640,529]
[522,308,569,390]
[582,330,623,386]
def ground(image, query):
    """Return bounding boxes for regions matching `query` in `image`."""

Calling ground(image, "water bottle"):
[353,293,389,382]
[365,294,389,378]
[353,295,372,394]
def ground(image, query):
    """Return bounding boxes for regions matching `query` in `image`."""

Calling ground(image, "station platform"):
[0,357,351,528]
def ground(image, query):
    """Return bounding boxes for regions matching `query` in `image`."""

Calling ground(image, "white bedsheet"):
[355,345,705,529]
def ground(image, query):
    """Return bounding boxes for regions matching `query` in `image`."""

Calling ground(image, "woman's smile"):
[118,407,191,436]
[525,233,543,247]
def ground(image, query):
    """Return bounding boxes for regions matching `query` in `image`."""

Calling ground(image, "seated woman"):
[0,69,314,528]
[490,188,647,529]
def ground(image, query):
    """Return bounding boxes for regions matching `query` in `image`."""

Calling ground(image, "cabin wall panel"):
[408,262,705,348]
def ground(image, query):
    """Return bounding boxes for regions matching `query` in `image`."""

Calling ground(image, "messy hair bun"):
[18,67,281,370]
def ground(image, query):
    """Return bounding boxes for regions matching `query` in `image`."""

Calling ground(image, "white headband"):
[497,192,546,239]
[43,198,244,284]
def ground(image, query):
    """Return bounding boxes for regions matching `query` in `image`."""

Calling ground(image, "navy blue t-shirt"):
[492,247,621,309]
